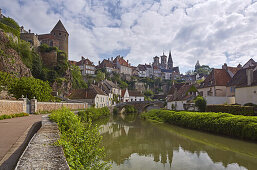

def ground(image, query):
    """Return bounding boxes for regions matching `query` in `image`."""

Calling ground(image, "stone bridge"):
[115,101,165,113]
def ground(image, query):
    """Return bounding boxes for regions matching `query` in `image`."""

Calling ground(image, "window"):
[59,33,61,36]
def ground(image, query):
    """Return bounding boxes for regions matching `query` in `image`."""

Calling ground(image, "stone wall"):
[0,99,87,115]
[39,51,58,68]
[36,102,87,112]
[0,100,26,115]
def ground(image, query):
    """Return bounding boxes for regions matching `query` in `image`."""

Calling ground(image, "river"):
[98,114,257,170]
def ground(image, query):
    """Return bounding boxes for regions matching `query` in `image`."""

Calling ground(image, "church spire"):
[168,50,173,69]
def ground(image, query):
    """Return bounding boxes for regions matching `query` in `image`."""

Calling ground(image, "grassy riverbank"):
[141,110,257,141]
[49,108,111,170]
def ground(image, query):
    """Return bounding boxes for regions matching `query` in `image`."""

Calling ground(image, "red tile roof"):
[113,56,130,67]
[200,69,231,88]
[69,85,107,99]
[76,58,95,66]
[99,59,114,68]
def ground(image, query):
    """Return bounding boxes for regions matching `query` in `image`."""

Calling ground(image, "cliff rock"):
[0,30,32,77]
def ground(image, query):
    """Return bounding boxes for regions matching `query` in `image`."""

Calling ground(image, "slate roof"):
[227,68,257,87]
[51,20,68,34]
[138,64,147,71]
[199,69,231,88]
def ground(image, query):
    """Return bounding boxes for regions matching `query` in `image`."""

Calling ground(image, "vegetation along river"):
[98,113,257,170]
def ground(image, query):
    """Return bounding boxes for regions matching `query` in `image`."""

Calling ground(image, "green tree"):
[195,96,207,112]
[0,71,16,92]
[9,77,53,101]
[96,70,105,83]
[144,90,154,101]
[195,65,212,76]
[71,65,87,89]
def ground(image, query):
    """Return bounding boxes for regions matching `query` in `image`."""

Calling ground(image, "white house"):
[69,85,108,108]
[121,89,130,102]
[128,90,144,102]
[167,84,197,111]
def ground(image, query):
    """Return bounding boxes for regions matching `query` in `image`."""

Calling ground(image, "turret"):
[51,20,69,57]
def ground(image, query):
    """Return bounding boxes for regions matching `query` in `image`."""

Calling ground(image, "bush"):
[195,96,206,112]
[0,17,20,37]
[9,76,53,101]
[0,113,29,120]
[49,108,110,169]
[206,105,255,116]
[141,110,257,141]
[124,105,137,114]
[78,107,110,122]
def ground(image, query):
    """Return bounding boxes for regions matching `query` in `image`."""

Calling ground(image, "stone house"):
[20,28,41,48]
[76,57,95,75]
[98,59,114,73]
[69,85,108,108]
[99,80,121,106]
[137,64,147,77]
[227,66,257,105]
[113,55,132,75]
[198,69,233,105]
[128,90,144,102]
[153,66,161,77]
[167,84,198,111]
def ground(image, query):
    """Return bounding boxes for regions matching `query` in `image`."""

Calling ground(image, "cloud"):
[1,0,257,72]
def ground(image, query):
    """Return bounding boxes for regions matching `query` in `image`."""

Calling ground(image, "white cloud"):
[1,0,257,72]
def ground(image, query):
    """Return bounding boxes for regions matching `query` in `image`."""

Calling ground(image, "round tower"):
[51,20,69,57]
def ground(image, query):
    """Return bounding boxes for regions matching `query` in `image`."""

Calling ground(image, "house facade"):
[98,59,114,73]
[121,89,130,102]
[76,57,95,75]
[128,90,144,102]
[113,56,132,75]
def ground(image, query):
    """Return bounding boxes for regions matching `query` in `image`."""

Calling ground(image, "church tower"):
[160,52,167,69]
[51,20,69,57]
[168,50,173,69]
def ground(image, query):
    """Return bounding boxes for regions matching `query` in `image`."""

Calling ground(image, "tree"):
[9,77,53,101]
[96,70,105,83]
[144,90,153,101]
[195,96,207,112]
[71,65,87,89]
[195,65,212,76]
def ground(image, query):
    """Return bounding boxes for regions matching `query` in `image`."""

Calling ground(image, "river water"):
[98,114,257,170]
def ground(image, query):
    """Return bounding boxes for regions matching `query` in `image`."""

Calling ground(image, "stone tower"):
[160,52,167,69]
[153,56,160,67]
[168,51,173,69]
[50,20,69,57]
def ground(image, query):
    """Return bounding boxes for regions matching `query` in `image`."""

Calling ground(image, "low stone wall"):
[36,102,87,112]
[0,100,26,115]
[15,116,70,169]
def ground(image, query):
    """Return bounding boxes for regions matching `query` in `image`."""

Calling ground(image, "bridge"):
[115,101,165,113]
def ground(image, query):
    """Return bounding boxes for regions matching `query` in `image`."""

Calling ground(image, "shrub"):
[0,17,20,37]
[0,113,29,120]
[49,108,110,169]
[206,105,255,116]
[141,110,257,141]
[124,105,137,114]
[195,96,206,112]
[78,107,110,122]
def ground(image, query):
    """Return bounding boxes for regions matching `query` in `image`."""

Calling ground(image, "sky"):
[1,0,257,73]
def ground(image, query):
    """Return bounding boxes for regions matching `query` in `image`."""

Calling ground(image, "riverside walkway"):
[0,114,42,170]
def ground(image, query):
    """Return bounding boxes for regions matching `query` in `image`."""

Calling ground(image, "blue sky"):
[1,0,257,73]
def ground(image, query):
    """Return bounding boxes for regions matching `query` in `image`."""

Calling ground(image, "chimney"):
[111,57,113,61]
[246,68,253,86]
[222,63,227,70]
[98,61,100,65]
[127,60,129,63]
[29,29,31,33]
[108,58,109,61]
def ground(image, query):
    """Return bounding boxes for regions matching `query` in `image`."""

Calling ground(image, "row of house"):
[167,59,257,110]
[70,51,182,80]
[68,80,144,108]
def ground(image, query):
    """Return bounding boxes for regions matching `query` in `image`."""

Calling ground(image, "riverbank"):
[141,109,257,141]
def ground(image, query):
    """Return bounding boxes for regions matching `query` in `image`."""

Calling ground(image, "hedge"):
[78,107,110,122]
[206,105,255,116]
[141,110,257,141]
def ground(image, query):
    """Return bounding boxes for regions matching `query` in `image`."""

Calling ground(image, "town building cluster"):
[167,59,257,110]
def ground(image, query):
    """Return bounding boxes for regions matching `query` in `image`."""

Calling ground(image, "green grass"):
[0,113,29,120]
[141,110,257,141]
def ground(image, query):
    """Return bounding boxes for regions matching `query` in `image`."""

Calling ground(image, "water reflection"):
[99,114,257,170]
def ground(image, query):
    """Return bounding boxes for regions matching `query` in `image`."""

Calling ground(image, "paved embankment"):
[0,115,42,170]
[15,115,69,170]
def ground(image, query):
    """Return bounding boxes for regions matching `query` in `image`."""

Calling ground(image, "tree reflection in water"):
[99,114,257,170]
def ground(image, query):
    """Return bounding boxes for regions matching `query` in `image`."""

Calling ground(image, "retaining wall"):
[36,102,87,112]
